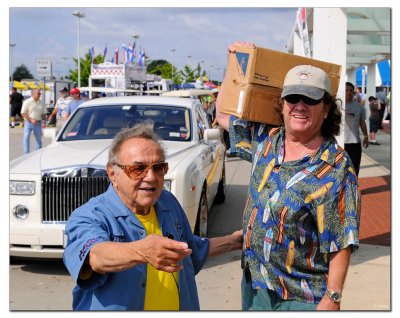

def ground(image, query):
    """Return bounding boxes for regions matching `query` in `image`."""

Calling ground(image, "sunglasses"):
[115,162,169,179]
[284,94,323,106]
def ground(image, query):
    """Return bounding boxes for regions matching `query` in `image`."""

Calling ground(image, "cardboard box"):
[219,45,342,125]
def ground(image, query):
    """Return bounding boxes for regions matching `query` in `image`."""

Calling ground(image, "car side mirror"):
[204,128,220,141]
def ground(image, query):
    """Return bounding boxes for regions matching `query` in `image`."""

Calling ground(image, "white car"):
[10,96,226,258]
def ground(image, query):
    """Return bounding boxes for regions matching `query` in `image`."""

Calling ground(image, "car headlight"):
[163,180,171,192]
[9,181,36,195]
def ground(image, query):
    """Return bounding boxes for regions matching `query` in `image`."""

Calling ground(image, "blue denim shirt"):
[63,185,209,310]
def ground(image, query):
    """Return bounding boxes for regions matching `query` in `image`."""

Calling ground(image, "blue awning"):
[377,60,391,86]
[356,60,391,87]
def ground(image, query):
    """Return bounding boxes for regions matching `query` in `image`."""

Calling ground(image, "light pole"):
[187,54,192,67]
[209,64,214,83]
[9,43,16,82]
[132,33,140,64]
[170,48,176,80]
[200,60,205,81]
[61,57,69,78]
[72,11,85,87]
[132,33,140,44]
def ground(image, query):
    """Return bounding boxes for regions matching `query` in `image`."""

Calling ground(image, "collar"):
[274,127,338,166]
[103,185,170,229]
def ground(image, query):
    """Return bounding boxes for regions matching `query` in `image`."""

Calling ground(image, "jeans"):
[23,121,42,154]
[241,271,317,311]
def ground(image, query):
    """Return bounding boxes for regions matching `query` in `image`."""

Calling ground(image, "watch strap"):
[325,289,342,303]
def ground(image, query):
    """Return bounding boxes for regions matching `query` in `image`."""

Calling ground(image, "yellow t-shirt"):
[135,206,180,310]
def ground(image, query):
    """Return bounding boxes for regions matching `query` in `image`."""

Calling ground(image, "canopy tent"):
[9,80,28,90]
[204,81,217,88]
[355,60,391,87]
[22,81,50,90]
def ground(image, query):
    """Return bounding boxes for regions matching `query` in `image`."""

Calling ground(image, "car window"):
[59,104,192,142]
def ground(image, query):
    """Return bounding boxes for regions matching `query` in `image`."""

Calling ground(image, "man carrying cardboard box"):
[216,42,360,311]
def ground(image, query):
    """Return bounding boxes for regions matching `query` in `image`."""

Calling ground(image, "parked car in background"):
[10,96,226,258]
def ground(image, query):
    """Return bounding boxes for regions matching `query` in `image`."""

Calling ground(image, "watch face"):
[326,289,342,302]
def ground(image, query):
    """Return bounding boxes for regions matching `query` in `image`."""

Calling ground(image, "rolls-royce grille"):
[42,176,110,222]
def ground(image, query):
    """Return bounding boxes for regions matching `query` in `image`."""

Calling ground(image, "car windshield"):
[59,104,192,142]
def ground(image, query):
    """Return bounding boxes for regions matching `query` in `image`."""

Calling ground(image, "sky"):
[8,7,298,82]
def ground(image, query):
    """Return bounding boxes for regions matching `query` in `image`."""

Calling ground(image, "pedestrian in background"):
[66,88,85,119]
[20,88,47,154]
[216,41,360,311]
[376,86,387,129]
[63,122,243,310]
[368,96,381,145]
[47,87,72,128]
[9,87,24,128]
[354,86,365,107]
[344,82,369,176]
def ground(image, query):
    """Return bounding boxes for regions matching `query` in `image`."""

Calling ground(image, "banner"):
[296,8,311,58]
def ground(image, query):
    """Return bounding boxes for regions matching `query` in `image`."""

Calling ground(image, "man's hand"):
[138,234,192,273]
[363,136,369,148]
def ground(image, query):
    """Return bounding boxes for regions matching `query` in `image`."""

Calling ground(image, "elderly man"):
[63,122,242,310]
[20,88,47,154]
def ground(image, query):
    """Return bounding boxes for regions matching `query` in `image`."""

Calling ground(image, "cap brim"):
[281,85,325,100]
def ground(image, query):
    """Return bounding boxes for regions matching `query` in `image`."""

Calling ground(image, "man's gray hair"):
[107,121,166,166]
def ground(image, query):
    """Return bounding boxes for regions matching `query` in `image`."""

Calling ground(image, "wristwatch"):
[325,289,342,303]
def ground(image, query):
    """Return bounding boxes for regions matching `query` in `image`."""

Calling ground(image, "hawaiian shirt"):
[229,117,360,304]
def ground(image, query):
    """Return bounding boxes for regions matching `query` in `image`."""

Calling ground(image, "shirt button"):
[141,282,146,288]
[139,230,144,235]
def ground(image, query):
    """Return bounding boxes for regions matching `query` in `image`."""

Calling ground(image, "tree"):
[180,65,196,83]
[147,59,169,75]
[12,64,34,82]
[194,63,207,80]
[68,51,105,87]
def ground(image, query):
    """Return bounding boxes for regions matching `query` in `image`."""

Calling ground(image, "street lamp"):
[170,48,176,79]
[72,11,85,87]
[61,57,69,78]
[131,33,140,65]
[9,43,16,82]
[132,33,140,42]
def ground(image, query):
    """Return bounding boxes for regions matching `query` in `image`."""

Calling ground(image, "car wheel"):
[214,162,226,204]
[194,187,208,237]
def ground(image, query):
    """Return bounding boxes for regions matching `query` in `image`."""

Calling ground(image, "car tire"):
[214,161,226,204]
[194,187,208,237]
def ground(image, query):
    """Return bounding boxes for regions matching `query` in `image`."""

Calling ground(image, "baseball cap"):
[70,88,80,95]
[59,87,68,93]
[281,65,331,100]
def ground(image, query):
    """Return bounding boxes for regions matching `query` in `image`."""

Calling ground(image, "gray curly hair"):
[107,121,166,166]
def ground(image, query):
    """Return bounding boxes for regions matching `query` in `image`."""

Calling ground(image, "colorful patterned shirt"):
[229,117,360,304]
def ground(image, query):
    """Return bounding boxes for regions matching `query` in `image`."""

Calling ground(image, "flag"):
[89,45,95,64]
[121,43,130,64]
[129,44,135,64]
[103,45,107,61]
[115,48,118,64]
[138,48,146,68]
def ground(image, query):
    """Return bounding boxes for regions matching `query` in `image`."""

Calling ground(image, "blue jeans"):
[241,271,317,310]
[23,121,42,154]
